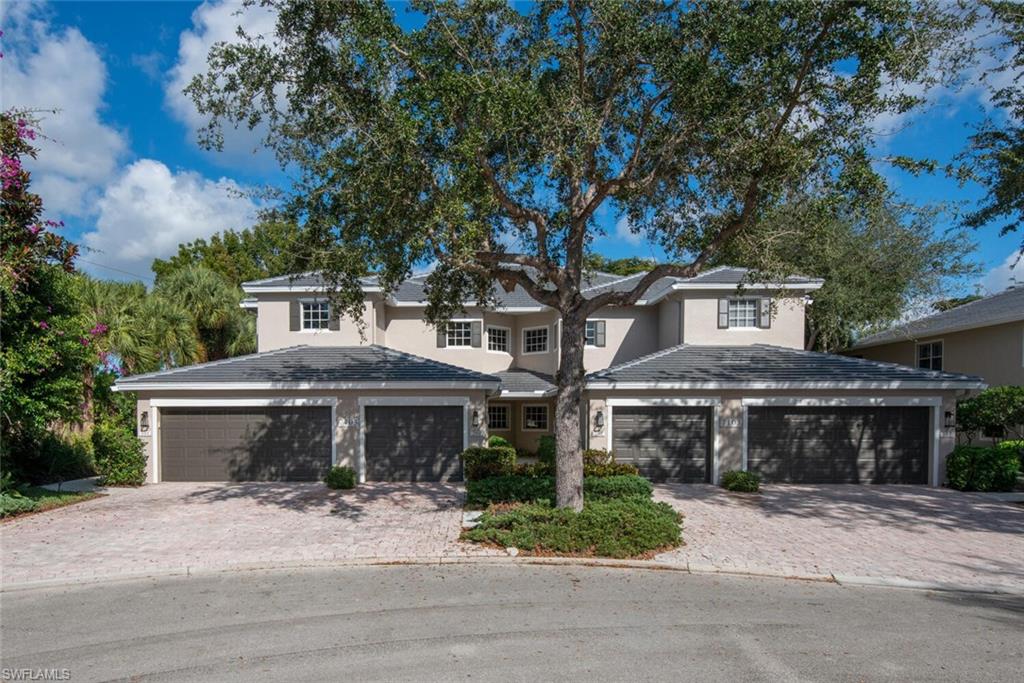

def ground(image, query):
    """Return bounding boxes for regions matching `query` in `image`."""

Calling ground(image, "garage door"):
[364,405,464,482]
[612,406,712,483]
[747,406,929,484]
[160,407,333,482]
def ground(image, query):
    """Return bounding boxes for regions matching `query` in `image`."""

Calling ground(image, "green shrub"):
[466,474,653,507]
[514,461,553,477]
[324,465,357,489]
[487,435,512,448]
[461,446,516,481]
[583,449,612,466]
[721,470,761,492]
[585,461,640,477]
[536,435,556,465]
[956,387,1024,442]
[0,492,40,518]
[996,440,1024,471]
[946,446,1020,492]
[462,497,682,559]
[92,421,147,487]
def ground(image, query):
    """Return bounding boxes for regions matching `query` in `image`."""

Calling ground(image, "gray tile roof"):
[851,286,1024,349]
[494,370,556,395]
[241,266,821,309]
[586,344,985,388]
[115,346,501,387]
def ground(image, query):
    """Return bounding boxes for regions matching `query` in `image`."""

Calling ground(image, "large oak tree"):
[187,0,968,509]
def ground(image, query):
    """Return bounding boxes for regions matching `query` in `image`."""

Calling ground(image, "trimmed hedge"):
[462,497,682,559]
[996,440,1024,471]
[946,445,1020,492]
[92,421,147,486]
[461,446,517,481]
[721,470,760,493]
[511,448,638,478]
[487,435,512,448]
[537,435,557,465]
[324,465,357,489]
[0,492,39,518]
[465,473,652,507]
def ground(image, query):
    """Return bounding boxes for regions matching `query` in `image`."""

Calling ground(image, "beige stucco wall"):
[678,293,806,348]
[854,322,1024,387]
[134,388,489,484]
[658,299,683,349]
[583,305,661,372]
[512,311,560,375]
[381,306,519,374]
[255,294,377,351]
[583,388,961,486]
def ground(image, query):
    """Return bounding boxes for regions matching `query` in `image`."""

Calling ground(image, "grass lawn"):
[0,487,103,521]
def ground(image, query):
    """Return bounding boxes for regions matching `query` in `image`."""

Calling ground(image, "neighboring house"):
[848,286,1024,388]
[116,266,985,487]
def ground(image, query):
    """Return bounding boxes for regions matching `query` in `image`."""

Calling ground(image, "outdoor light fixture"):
[594,410,605,431]
[472,409,480,428]
[140,411,150,433]
[944,411,955,429]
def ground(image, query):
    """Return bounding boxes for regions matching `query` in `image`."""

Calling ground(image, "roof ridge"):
[117,345,305,382]
[242,271,320,286]
[580,271,648,293]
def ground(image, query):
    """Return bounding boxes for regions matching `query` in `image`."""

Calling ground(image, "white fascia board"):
[150,397,337,408]
[498,390,556,398]
[242,285,383,294]
[239,301,258,310]
[115,381,501,392]
[850,313,1024,350]
[740,396,942,407]
[386,299,549,313]
[585,380,987,391]
[606,397,720,406]
[670,281,825,291]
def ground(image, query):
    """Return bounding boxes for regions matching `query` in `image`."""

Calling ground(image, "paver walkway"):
[1,482,473,586]
[653,484,1024,591]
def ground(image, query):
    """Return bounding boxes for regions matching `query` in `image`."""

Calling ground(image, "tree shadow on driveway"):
[183,482,464,521]
[654,484,1024,535]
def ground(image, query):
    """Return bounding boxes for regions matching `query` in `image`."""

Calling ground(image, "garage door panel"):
[364,406,464,482]
[748,406,928,485]
[612,407,711,483]
[160,407,333,482]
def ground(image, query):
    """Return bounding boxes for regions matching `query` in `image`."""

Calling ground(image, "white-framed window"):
[301,301,330,330]
[487,325,510,353]
[523,404,549,431]
[446,321,473,347]
[917,341,943,371]
[523,326,549,354]
[727,299,758,328]
[487,404,510,430]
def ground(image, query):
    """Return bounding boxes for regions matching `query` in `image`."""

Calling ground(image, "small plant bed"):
[0,487,102,521]
[461,496,682,559]
[465,474,653,509]
[720,470,761,493]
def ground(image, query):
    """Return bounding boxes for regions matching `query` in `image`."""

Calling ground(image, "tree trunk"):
[554,313,586,511]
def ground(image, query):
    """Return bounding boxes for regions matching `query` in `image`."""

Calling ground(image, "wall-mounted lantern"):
[944,410,955,429]
[472,409,481,428]
[139,411,150,434]
[594,409,605,432]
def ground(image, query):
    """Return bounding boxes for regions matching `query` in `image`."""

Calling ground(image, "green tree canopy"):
[151,218,310,287]
[187,0,971,509]
[583,254,655,276]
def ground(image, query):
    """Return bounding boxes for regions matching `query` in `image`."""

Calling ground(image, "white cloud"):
[981,249,1022,294]
[0,7,128,216]
[614,215,643,246]
[82,159,259,278]
[165,0,278,164]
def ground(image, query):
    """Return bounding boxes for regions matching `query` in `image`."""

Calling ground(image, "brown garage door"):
[747,406,929,484]
[364,405,464,482]
[612,406,712,483]
[160,407,333,482]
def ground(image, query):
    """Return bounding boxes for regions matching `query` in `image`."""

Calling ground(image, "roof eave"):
[851,313,1024,350]
[584,380,987,391]
[114,380,502,392]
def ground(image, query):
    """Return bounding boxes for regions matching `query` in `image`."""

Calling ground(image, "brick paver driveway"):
[1,483,467,587]
[654,484,1024,592]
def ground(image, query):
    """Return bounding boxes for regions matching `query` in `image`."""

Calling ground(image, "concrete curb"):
[4,555,1022,597]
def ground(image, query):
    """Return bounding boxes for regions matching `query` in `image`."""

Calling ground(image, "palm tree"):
[138,295,199,372]
[154,266,254,362]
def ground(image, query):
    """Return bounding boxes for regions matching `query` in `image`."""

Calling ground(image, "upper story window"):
[727,299,758,328]
[584,320,606,347]
[523,326,549,354]
[301,301,330,330]
[447,321,473,347]
[488,326,509,353]
[917,341,943,371]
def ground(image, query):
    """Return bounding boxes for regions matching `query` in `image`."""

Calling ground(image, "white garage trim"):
[739,396,942,487]
[148,397,339,484]
[605,398,722,484]
[356,396,471,484]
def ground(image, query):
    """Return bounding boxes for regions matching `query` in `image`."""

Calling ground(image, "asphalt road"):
[1,565,1021,682]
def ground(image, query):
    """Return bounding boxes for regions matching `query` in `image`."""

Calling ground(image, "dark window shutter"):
[328,303,340,331]
[717,299,729,329]
[471,321,482,347]
[436,325,447,348]
[289,300,300,331]
[759,298,771,329]
[595,320,606,347]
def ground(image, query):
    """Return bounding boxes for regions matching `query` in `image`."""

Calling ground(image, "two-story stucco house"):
[848,286,1024,388]
[115,266,985,487]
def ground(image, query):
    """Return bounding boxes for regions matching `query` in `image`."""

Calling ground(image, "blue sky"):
[2,0,1020,294]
